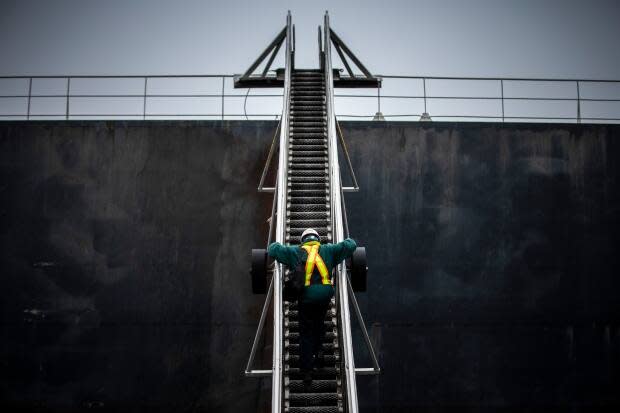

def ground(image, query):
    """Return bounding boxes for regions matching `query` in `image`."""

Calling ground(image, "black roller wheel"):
[350,247,367,292]
[251,249,268,294]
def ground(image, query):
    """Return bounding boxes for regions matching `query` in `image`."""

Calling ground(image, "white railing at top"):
[1,74,619,123]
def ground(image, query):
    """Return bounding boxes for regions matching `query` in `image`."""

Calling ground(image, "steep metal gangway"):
[241,12,381,413]
[286,70,331,245]
[283,69,341,412]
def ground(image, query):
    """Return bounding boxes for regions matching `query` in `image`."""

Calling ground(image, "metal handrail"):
[335,117,359,192]
[269,11,293,413]
[243,14,293,394]
[2,74,619,122]
[244,168,280,378]
[245,273,274,377]
[257,117,281,192]
[338,168,380,377]
[346,276,381,375]
[2,73,617,81]
[324,12,359,413]
[375,74,620,82]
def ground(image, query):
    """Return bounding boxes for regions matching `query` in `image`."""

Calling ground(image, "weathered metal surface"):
[1,120,619,411]
[343,121,620,411]
[0,121,276,412]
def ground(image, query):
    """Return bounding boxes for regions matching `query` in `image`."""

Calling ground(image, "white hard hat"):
[300,228,320,243]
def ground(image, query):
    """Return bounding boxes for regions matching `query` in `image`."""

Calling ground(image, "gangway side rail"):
[347,276,381,374]
[324,11,360,413]
[257,117,281,193]
[270,11,294,413]
[339,175,381,376]
[257,101,359,194]
[245,273,274,377]
[335,117,360,192]
[245,176,279,378]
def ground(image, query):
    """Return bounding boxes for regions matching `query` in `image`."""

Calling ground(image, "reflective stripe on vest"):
[301,242,330,286]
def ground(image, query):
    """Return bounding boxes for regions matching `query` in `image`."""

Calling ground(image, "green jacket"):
[268,238,357,303]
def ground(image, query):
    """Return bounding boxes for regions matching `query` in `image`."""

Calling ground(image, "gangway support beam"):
[327,27,382,88]
[234,25,288,88]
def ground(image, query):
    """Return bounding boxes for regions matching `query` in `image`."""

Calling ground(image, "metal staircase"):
[286,69,331,246]
[241,12,381,413]
[284,299,341,413]
[284,69,341,412]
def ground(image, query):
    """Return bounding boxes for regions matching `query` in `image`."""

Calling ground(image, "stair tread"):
[284,70,343,413]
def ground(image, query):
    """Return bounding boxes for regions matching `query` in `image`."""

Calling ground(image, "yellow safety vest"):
[301,241,330,286]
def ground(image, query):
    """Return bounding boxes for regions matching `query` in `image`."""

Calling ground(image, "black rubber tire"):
[350,247,367,292]
[251,249,268,294]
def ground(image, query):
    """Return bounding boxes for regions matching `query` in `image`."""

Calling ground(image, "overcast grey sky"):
[1,0,619,78]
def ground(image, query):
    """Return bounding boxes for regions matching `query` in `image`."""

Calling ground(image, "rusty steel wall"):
[1,121,619,411]
[342,121,620,411]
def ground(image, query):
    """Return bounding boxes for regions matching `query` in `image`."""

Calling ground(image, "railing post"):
[65,77,71,120]
[423,77,427,114]
[27,78,32,120]
[576,81,581,124]
[3,73,617,122]
[221,76,225,120]
[500,79,505,122]
[143,77,148,120]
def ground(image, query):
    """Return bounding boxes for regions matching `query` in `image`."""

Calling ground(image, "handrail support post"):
[576,80,581,124]
[500,79,505,122]
[65,77,71,120]
[26,78,32,120]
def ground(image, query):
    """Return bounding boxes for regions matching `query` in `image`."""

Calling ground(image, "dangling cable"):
[244,87,252,120]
